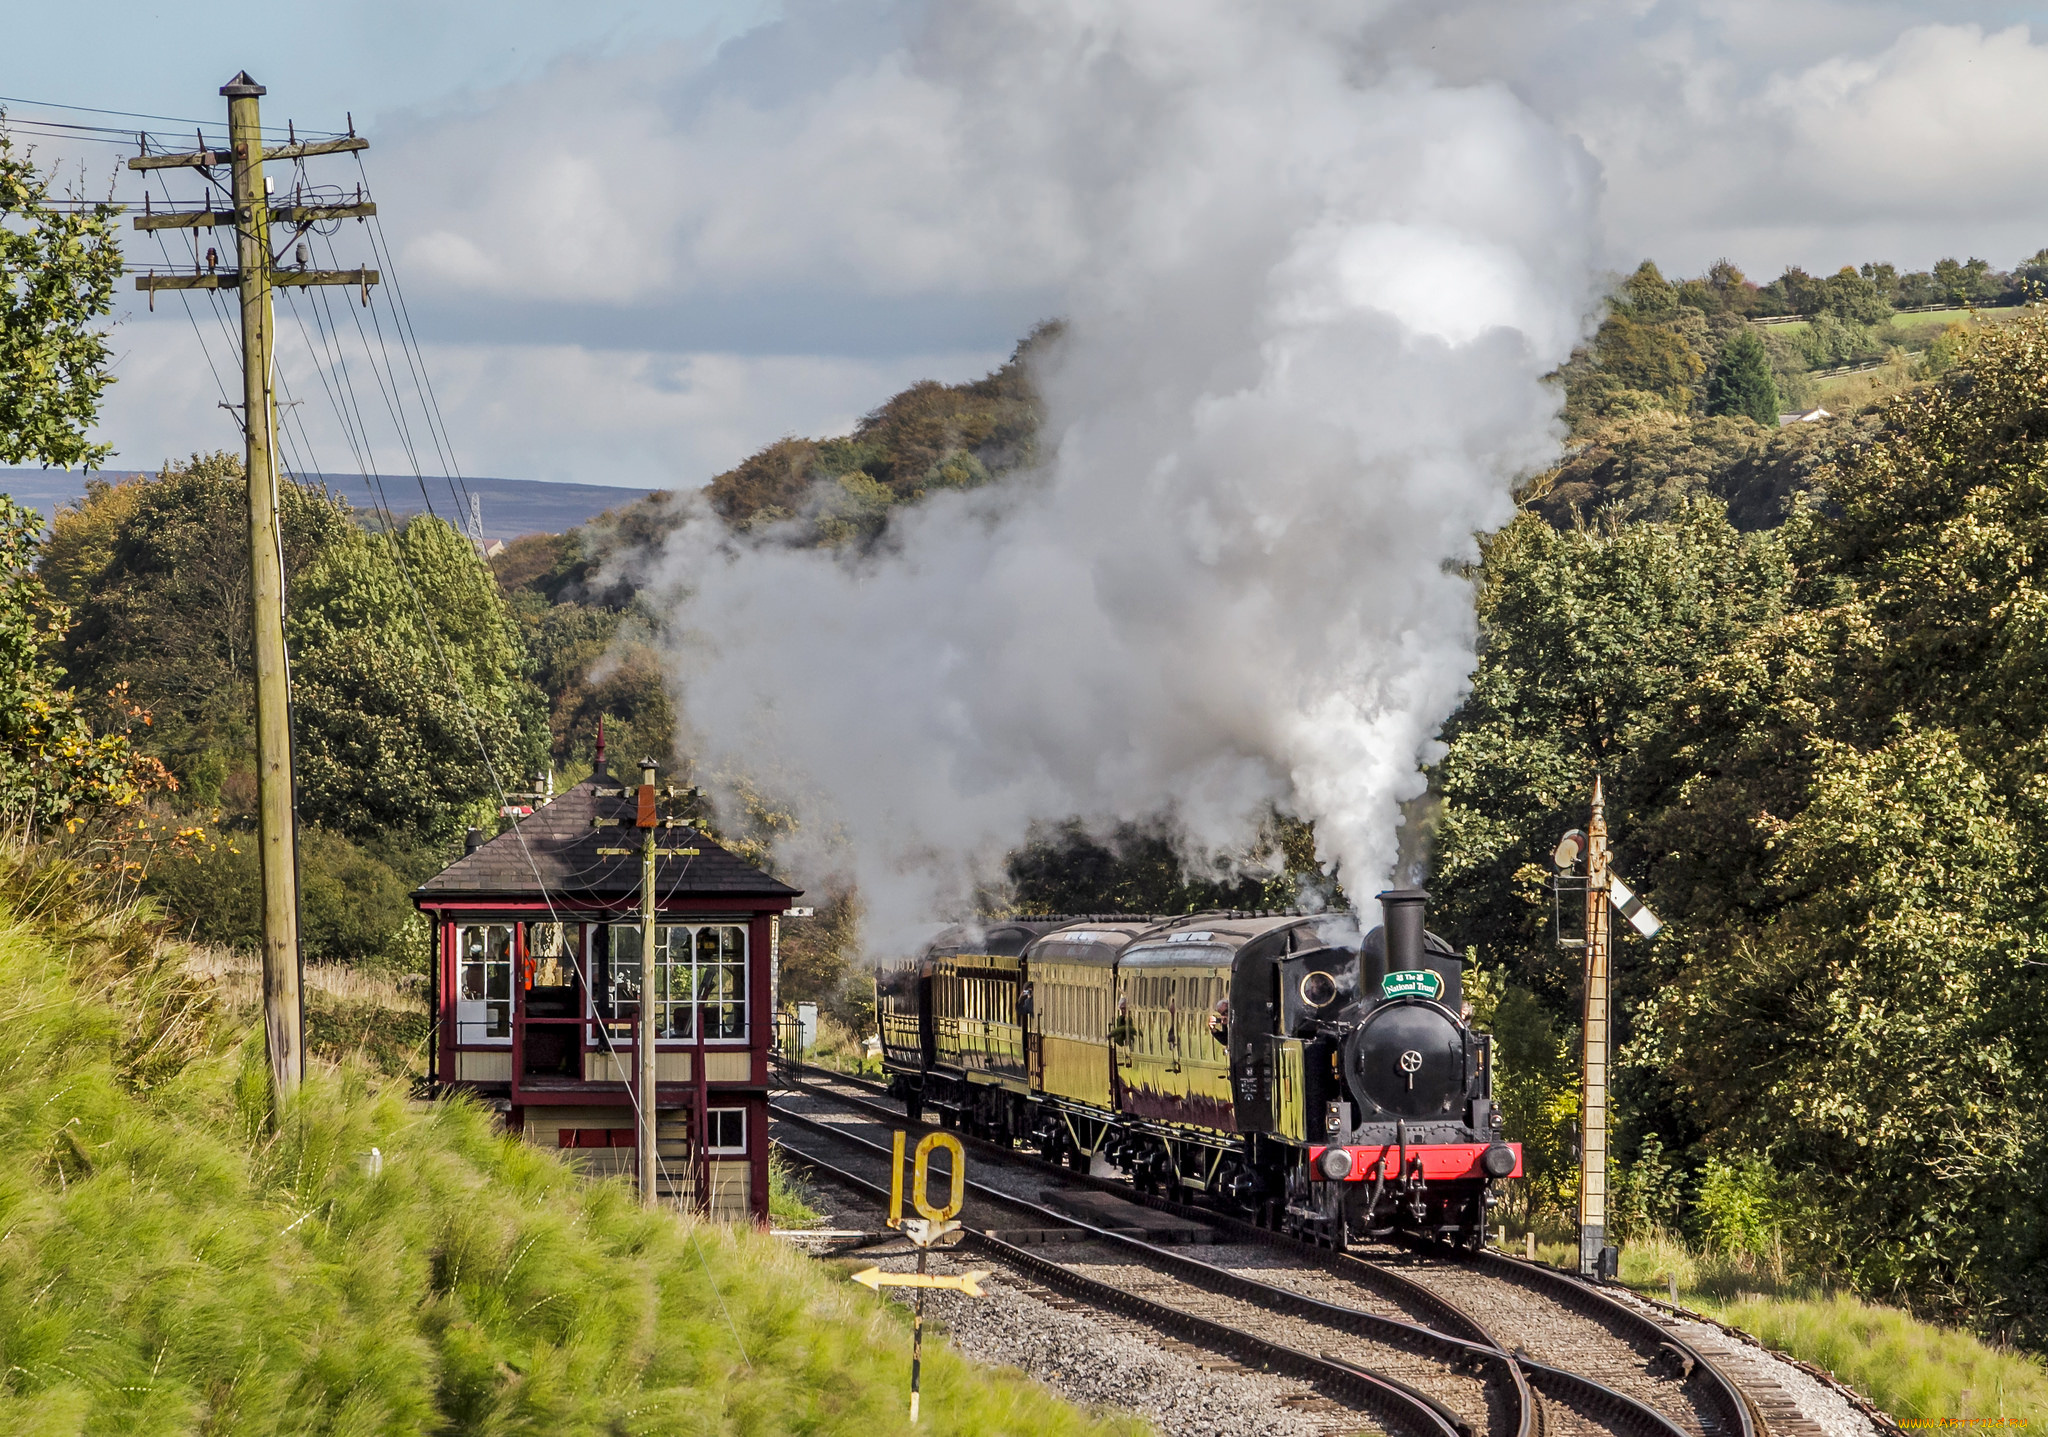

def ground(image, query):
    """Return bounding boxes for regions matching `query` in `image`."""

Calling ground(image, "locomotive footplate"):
[1037,1187,1222,1245]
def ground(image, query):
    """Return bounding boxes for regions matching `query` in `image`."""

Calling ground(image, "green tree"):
[0,496,163,826]
[288,514,546,844]
[1592,312,1705,404]
[1820,266,1891,325]
[57,455,356,793]
[0,125,122,467]
[1703,328,1781,426]
[1704,259,1756,315]
[1430,502,1791,1002]
[1931,255,2004,306]
[1598,315,2048,1341]
[1614,260,1677,320]
[56,458,547,846]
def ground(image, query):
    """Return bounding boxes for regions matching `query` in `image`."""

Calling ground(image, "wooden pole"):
[225,71,303,1111]
[1578,776,1611,1278]
[639,758,660,1208]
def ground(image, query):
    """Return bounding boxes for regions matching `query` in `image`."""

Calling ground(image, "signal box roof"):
[412,770,801,907]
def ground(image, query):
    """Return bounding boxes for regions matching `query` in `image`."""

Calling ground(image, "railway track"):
[775,1105,1516,1437]
[773,1065,1725,1437]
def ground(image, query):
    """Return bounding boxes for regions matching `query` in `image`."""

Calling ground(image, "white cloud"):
[1359,3,2048,276]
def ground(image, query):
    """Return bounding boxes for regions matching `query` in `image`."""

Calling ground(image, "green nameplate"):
[1381,969,1443,1001]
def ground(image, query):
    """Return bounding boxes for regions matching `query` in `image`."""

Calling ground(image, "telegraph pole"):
[1578,777,1612,1278]
[130,73,379,1112]
[226,73,300,1112]
[637,758,661,1208]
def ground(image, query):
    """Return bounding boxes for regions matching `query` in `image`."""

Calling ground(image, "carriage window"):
[456,924,514,1044]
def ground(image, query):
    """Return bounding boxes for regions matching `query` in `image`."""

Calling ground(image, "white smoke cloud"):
[629,0,1601,945]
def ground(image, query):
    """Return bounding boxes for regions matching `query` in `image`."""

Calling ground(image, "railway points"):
[776,1059,1888,1437]
[772,1066,1782,1437]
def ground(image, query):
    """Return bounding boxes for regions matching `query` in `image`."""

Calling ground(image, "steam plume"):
[638,1,1600,944]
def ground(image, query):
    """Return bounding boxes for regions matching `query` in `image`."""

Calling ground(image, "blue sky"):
[10,1,2048,490]
[1,1,778,131]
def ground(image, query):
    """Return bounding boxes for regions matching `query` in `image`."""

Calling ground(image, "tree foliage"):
[0,496,165,827]
[0,126,122,468]
[55,457,546,847]
[1006,814,1331,917]
[1439,315,2048,1344]
[705,323,1057,541]
[1704,329,1780,427]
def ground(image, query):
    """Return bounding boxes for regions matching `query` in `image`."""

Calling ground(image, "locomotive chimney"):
[1379,888,1429,971]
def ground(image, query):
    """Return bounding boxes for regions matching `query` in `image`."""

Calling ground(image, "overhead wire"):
[136,140,754,1353]
[291,205,751,1336]
[354,151,475,524]
[0,92,328,138]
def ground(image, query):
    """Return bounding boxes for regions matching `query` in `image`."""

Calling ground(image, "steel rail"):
[778,1062,1734,1437]
[778,1063,1492,1337]
[1445,1249,1762,1437]
[771,1132,1467,1437]
[774,1102,1524,1437]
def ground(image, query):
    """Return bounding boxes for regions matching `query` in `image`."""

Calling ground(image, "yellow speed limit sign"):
[889,1129,965,1226]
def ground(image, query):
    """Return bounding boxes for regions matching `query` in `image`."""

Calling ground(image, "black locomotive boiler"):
[875,888,1521,1247]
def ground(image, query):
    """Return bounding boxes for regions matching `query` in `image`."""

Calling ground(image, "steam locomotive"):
[875,889,1521,1247]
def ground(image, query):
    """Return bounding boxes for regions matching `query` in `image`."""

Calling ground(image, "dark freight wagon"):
[412,741,800,1222]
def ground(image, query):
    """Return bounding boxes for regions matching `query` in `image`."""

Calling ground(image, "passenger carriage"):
[879,892,1522,1246]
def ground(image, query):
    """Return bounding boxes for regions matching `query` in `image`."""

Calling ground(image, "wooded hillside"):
[11,202,2048,1350]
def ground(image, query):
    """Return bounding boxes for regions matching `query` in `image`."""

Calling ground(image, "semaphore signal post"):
[1552,778,1662,1281]
[127,72,380,1112]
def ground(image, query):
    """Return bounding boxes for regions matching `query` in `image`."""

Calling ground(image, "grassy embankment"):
[793,1014,885,1080]
[1513,1231,2048,1423]
[0,850,1147,1436]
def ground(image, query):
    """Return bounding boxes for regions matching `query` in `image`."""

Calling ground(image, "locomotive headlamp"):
[1320,1146,1356,1181]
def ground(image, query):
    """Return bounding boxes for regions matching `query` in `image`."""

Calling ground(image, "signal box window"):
[595,922,749,1041]
[706,1108,747,1154]
[697,925,748,1039]
[456,924,513,1044]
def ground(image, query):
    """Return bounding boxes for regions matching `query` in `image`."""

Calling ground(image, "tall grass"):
[0,851,1148,1436]
[1505,1223,2048,1423]
[1720,1294,2048,1423]
[187,945,430,1077]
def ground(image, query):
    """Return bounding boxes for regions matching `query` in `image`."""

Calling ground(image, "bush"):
[1692,1154,1786,1262]
[141,819,431,967]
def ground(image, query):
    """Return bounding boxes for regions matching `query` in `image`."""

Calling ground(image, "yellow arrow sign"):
[851,1267,989,1298]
